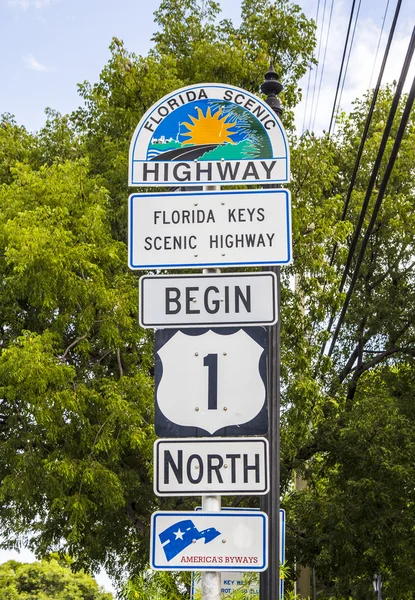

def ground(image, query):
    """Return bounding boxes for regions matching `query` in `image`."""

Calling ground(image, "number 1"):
[203,354,218,410]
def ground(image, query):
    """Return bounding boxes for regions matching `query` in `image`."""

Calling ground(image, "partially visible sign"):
[139,272,278,328]
[192,573,259,599]
[129,83,290,187]
[154,327,267,437]
[154,437,269,496]
[280,509,286,600]
[128,188,292,270]
[150,511,268,571]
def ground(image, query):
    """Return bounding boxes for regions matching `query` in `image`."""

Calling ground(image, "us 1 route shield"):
[154,327,267,437]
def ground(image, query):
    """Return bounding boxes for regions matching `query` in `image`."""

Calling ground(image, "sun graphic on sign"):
[181,107,237,146]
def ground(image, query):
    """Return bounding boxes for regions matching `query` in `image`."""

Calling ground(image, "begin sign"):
[139,272,277,328]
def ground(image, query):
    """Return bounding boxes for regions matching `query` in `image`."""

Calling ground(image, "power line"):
[332,0,362,132]
[308,0,328,131]
[318,11,410,362]
[311,0,336,132]
[328,0,358,135]
[302,0,321,133]
[368,0,391,91]
[337,25,415,295]
[328,70,415,357]
[328,0,403,269]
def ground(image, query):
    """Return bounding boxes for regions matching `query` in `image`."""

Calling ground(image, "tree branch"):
[337,345,359,386]
[126,504,146,535]
[61,334,88,360]
[117,349,124,378]
[356,346,415,376]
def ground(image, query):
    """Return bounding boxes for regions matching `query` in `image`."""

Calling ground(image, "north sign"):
[139,272,277,328]
[154,327,267,437]
[150,511,268,571]
[153,437,269,496]
[128,83,290,187]
[128,188,292,269]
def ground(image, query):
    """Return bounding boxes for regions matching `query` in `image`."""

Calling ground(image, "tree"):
[151,0,316,114]
[0,0,317,587]
[1,0,415,596]
[0,114,37,185]
[281,86,415,597]
[0,556,113,599]
[0,158,155,579]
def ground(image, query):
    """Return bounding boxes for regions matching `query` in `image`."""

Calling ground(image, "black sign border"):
[154,327,268,437]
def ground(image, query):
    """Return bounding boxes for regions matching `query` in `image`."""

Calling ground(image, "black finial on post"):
[260,63,283,118]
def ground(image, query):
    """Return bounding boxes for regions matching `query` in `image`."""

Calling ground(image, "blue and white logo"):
[159,519,221,561]
[150,511,268,571]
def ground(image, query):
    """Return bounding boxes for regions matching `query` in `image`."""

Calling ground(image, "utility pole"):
[260,63,283,600]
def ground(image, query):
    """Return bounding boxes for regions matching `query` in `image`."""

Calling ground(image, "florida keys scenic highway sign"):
[128,83,290,186]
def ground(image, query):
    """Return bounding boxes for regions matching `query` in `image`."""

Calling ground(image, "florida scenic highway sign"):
[154,327,267,437]
[154,437,269,496]
[139,272,278,328]
[150,511,268,571]
[128,83,289,187]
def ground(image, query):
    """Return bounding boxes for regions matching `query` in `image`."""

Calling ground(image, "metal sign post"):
[200,189,222,600]
[260,65,283,600]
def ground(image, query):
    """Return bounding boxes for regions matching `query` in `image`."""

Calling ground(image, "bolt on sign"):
[128,83,290,187]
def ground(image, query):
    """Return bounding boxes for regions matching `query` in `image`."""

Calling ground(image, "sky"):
[1,0,414,135]
[0,0,414,595]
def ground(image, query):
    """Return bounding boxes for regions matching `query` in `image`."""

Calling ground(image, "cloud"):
[34,0,54,7]
[24,53,54,72]
[8,0,30,9]
[8,0,56,9]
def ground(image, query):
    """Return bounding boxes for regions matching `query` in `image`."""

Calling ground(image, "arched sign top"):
[128,83,290,187]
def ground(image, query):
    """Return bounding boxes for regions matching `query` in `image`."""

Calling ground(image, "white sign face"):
[128,188,292,270]
[150,511,268,571]
[154,437,269,496]
[128,83,290,187]
[140,272,277,328]
[154,327,267,437]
